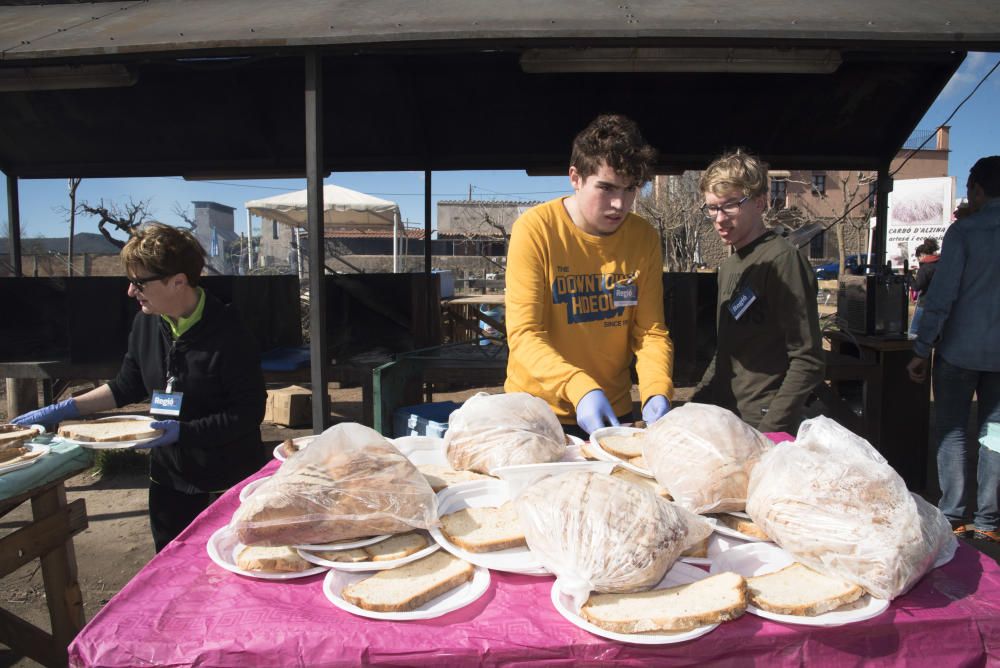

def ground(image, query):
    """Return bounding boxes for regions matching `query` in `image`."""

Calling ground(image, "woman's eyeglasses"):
[128,274,167,292]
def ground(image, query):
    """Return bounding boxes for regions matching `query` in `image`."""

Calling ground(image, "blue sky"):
[4,51,999,240]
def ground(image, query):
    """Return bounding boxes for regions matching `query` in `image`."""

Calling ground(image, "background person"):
[907,156,1000,543]
[504,114,674,436]
[909,237,940,336]
[690,149,824,433]
[14,223,267,552]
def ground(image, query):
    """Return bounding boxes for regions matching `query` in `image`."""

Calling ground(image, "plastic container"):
[392,401,461,438]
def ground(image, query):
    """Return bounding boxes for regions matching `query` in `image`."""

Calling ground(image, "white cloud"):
[939,51,1000,98]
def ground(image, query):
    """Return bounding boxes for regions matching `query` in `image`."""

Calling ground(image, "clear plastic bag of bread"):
[746,416,955,600]
[444,392,566,474]
[642,402,773,514]
[231,422,438,547]
[515,470,713,608]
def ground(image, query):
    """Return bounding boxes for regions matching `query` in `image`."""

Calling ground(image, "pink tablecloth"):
[69,453,1000,667]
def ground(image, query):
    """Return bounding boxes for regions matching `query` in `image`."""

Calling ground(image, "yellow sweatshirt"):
[504,197,674,423]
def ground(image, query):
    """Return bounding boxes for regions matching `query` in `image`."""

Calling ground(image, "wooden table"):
[442,295,506,345]
[0,443,91,667]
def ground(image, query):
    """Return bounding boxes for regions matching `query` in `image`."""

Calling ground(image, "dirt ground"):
[1,379,997,667]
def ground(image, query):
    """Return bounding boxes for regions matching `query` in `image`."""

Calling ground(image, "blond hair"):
[699,149,769,198]
[121,223,206,287]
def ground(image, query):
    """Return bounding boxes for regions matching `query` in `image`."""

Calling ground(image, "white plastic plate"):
[238,475,271,503]
[322,559,490,620]
[59,415,160,449]
[551,561,722,644]
[708,514,772,544]
[272,435,317,462]
[588,426,653,478]
[429,479,548,575]
[206,526,326,580]
[678,533,733,566]
[392,435,449,467]
[0,443,51,475]
[298,532,440,571]
[709,542,890,627]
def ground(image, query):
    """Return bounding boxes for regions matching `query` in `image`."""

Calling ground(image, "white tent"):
[244,184,404,272]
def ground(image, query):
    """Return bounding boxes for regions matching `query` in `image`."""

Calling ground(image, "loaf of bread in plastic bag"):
[444,392,565,474]
[515,471,712,606]
[746,416,954,600]
[231,422,438,546]
[643,402,772,513]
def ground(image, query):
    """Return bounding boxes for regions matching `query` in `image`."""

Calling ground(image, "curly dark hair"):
[569,114,657,187]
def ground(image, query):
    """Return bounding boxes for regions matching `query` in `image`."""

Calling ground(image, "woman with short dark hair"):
[14,223,268,552]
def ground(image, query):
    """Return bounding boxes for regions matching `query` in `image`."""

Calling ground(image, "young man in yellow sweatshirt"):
[504,114,674,435]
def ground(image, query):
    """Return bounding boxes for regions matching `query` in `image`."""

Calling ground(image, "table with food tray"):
[66,431,1000,667]
[0,435,93,668]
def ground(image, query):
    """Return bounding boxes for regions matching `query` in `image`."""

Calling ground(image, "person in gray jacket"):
[907,156,1000,543]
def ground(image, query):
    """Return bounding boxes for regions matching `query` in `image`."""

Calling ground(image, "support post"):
[872,166,892,272]
[305,51,331,432]
[7,174,22,277]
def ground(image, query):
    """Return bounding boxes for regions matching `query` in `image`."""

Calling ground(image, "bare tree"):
[636,173,712,272]
[790,171,877,273]
[451,200,525,277]
[172,202,197,230]
[79,198,153,248]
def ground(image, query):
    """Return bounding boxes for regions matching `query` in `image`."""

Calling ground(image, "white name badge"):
[150,391,183,417]
[728,286,757,321]
[613,283,638,308]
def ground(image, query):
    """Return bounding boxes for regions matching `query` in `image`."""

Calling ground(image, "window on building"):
[272,220,279,240]
[770,178,787,210]
[809,229,826,259]
[868,181,878,208]
[811,174,826,195]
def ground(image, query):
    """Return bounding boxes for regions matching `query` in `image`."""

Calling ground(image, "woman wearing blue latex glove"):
[14,224,267,552]
[11,398,80,430]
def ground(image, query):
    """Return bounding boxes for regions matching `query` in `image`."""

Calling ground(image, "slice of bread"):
[597,433,644,459]
[746,563,864,616]
[579,441,602,461]
[235,545,311,572]
[628,454,649,469]
[0,424,41,449]
[580,571,747,633]
[715,513,770,541]
[417,464,491,493]
[611,467,671,499]
[681,536,709,559]
[340,551,475,612]
[365,532,429,561]
[439,502,527,552]
[58,419,161,443]
[314,548,371,563]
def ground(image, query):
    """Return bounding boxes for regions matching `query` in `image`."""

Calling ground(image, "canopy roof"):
[0,1,997,178]
[245,184,399,228]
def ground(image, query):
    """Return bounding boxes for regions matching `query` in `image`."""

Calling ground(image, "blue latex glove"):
[641,395,671,425]
[576,389,620,435]
[11,398,80,430]
[136,420,180,449]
